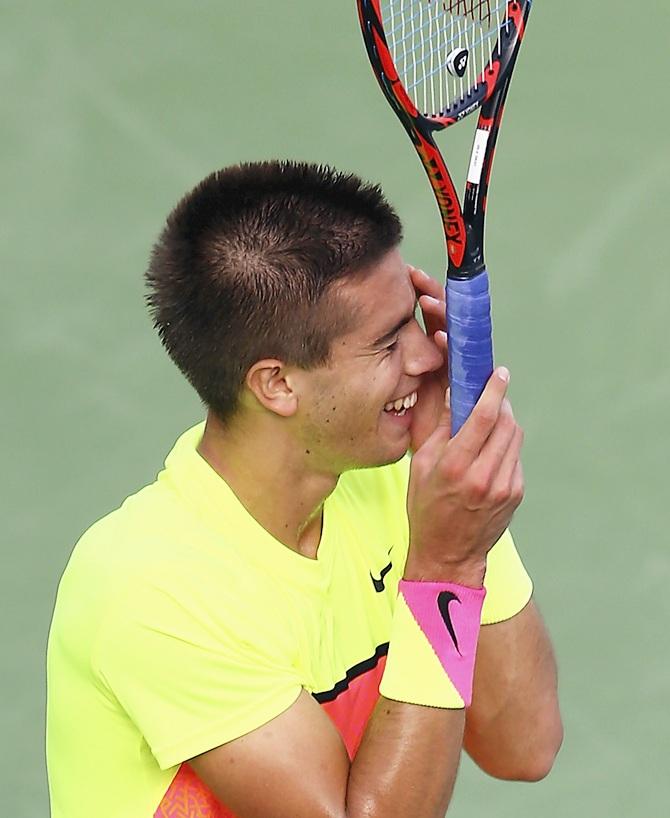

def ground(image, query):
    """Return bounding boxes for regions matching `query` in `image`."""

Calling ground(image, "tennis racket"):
[356,0,531,434]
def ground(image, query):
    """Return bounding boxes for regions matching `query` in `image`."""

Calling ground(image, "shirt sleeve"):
[481,529,533,624]
[93,575,302,770]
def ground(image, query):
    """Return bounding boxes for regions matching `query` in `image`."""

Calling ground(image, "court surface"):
[3,1,669,814]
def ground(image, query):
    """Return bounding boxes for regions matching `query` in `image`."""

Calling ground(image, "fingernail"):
[497,367,510,383]
[445,387,451,406]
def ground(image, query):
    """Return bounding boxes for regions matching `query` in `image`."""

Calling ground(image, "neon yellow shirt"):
[47,424,532,818]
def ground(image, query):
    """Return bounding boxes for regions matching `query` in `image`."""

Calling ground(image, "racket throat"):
[447,223,485,280]
[447,180,487,279]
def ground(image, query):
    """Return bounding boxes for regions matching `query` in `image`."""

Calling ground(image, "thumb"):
[435,386,452,436]
[420,385,452,455]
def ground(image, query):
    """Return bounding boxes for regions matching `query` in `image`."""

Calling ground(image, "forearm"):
[348,698,464,818]
[464,600,563,780]
[345,561,487,817]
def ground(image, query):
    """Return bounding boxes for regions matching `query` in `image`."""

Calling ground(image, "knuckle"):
[501,397,514,417]
[441,458,465,484]
[467,473,492,503]
[441,444,469,479]
[497,412,516,436]
[512,474,525,504]
[410,449,431,476]
[491,485,512,506]
[411,447,428,468]
[474,407,497,431]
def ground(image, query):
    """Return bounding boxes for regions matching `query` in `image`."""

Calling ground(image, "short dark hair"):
[146,160,402,422]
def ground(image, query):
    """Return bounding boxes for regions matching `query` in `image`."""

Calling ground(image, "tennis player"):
[46,161,562,818]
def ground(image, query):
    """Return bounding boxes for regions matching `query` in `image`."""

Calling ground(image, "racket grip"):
[446,270,494,436]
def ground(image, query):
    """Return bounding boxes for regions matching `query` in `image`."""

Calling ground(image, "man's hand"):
[406,366,524,587]
[408,266,449,453]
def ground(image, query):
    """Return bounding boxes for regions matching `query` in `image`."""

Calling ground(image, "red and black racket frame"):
[357,0,531,432]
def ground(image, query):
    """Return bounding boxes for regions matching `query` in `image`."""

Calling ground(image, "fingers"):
[486,453,525,516]
[418,294,445,326]
[416,368,513,474]
[435,386,452,433]
[470,400,524,508]
[411,385,453,466]
[419,294,446,341]
[474,399,517,472]
[434,329,448,353]
[425,385,452,440]
[409,266,443,301]
[450,367,511,461]
[406,368,524,574]
[408,267,447,340]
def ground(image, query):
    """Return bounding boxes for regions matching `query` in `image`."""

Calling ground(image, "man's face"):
[294,248,443,473]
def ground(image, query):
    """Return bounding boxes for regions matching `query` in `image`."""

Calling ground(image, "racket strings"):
[382,0,508,117]
[447,1,493,22]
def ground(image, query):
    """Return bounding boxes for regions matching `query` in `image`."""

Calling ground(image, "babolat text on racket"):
[356,0,531,433]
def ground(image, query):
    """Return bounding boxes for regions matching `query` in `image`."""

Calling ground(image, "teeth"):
[384,390,418,413]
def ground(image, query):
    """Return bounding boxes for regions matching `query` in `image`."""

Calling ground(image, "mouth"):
[383,389,418,417]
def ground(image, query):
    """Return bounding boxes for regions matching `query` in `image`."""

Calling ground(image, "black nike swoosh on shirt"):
[370,560,393,593]
[437,590,462,655]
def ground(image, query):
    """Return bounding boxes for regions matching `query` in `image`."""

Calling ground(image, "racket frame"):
[357,0,531,279]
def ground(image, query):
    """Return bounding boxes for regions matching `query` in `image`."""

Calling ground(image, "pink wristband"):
[398,579,486,706]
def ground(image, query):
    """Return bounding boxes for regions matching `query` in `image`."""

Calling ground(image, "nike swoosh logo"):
[370,560,393,593]
[437,590,462,655]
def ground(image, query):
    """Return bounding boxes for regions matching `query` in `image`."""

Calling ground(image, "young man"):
[47,161,562,818]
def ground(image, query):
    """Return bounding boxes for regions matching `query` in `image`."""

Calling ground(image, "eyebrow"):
[369,299,418,349]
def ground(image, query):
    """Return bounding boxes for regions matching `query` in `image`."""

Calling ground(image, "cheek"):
[312,361,394,426]
[373,355,402,390]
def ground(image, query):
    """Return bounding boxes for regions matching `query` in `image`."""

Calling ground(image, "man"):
[47,161,562,818]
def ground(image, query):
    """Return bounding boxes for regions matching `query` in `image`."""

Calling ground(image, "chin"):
[346,443,410,472]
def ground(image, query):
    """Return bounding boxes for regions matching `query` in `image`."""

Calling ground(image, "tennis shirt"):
[47,423,533,818]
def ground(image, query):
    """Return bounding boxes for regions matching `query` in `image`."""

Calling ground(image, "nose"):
[403,318,444,377]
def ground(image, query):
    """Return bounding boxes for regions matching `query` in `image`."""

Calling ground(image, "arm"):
[465,600,563,781]
[191,689,465,818]
[191,370,521,817]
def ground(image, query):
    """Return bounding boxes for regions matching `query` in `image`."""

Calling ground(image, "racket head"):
[357,0,530,273]
[358,0,530,131]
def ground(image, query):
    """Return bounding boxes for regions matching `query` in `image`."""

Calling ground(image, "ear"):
[244,359,299,418]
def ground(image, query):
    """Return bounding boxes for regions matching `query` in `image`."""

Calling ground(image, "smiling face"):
[292,248,443,473]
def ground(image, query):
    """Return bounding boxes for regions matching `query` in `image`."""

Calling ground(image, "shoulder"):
[53,451,257,664]
[61,477,200,595]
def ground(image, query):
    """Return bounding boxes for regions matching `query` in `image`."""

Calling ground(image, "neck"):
[197,410,339,559]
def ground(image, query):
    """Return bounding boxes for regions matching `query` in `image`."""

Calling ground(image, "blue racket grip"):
[446,270,494,436]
